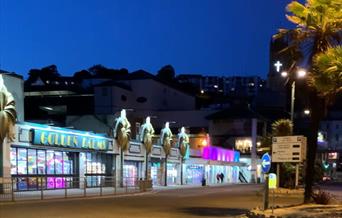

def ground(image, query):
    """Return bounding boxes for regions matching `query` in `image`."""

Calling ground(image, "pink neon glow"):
[47,177,65,189]
[202,146,240,162]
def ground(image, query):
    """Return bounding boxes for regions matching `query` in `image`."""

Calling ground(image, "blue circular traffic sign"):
[261,153,271,174]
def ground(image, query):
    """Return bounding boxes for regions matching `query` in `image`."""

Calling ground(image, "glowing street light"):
[281,71,288,77]
[297,69,307,78]
[304,109,310,115]
[279,68,307,121]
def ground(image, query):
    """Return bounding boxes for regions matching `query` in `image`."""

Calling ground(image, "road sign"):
[261,153,271,174]
[272,136,307,163]
[269,173,277,189]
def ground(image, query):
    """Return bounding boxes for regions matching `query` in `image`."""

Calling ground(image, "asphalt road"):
[0,184,303,218]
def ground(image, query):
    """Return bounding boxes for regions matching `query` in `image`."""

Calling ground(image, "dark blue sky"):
[0,0,295,78]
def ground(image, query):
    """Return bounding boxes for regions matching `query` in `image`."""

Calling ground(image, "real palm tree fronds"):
[272,119,293,137]
[310,46,342,105]
[274,0,342,63]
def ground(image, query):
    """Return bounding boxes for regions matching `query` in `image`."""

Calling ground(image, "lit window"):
[46,80,50,84]
[65,81,68,85]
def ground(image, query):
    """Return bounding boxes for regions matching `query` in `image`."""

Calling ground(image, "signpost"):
[261,153,271,211]
[272,136,307,188]
[261,153,271,174]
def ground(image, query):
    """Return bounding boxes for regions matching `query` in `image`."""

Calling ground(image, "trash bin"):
[201,178,206,186]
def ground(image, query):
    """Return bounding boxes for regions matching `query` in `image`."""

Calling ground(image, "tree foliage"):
[310,46,342,105]
[275,0,341,202]
[272,119,293,136]
[157,65,175,81]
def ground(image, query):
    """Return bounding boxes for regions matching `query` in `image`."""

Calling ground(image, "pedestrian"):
[216,173,220,183]
[220,173,224,183]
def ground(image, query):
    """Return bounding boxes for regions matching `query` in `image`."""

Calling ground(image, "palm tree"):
[272,119,293,137]
[275,0,341,202]
[0,75,17,176]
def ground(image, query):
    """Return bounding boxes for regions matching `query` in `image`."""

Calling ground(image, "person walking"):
[216,173,220,183]
[220,172,225,183]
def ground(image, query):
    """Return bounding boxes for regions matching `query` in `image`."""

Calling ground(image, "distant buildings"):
[176,74,266,97]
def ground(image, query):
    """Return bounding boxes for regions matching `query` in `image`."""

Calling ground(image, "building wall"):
[320,120,342,150]
[209,119,250,136]
[94,79,196,114]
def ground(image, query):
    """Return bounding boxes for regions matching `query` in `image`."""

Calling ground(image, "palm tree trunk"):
[164,155,168,186]
[304,93,325,203]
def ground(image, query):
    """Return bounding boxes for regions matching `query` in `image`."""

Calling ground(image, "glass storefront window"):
[10,148,17,175]
[167,163,178,185]
[46,150,55,174]
[63,152,72,174]
[17,148,27,175]
[37,150,46,174]
[55,151,63,174]
[28,149,37,174]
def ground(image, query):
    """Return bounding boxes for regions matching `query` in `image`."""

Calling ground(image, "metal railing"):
[0,176,143,202]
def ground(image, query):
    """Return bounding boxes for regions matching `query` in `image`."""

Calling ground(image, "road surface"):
[0,184,303,218]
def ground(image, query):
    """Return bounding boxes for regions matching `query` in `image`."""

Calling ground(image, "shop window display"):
[37,150,46,174]
[28,149,37,174]
[17,148,27,175]
[10,147,76,190]
[46,150,55,174]
[10,148,17,174]
[85,152,108,187]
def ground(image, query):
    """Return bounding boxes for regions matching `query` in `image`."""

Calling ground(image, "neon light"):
[202,146,239,162]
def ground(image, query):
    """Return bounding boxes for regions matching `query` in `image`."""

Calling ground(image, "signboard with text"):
[32,129,112,151]
[272,136,306,163]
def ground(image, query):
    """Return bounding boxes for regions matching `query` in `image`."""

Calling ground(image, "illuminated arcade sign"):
[32,128,111,151]
[202,146,240,162]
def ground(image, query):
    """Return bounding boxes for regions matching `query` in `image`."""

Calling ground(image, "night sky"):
[0,0,296,78]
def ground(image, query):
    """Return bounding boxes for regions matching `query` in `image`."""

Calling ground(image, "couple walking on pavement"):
[216,172,225,183]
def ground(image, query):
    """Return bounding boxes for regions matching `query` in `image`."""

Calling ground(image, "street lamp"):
[304,109,311,115]
[281,69,307,122]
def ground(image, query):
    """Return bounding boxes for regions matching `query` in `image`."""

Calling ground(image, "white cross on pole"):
[274,61,282,72]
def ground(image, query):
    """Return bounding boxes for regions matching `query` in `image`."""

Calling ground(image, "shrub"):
[311,188,333,205]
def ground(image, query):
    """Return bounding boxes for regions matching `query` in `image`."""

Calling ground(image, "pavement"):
[0,184,304,218]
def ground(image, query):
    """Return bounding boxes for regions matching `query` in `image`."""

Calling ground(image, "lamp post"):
[281,69,307,122]
[281,69,306,188]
